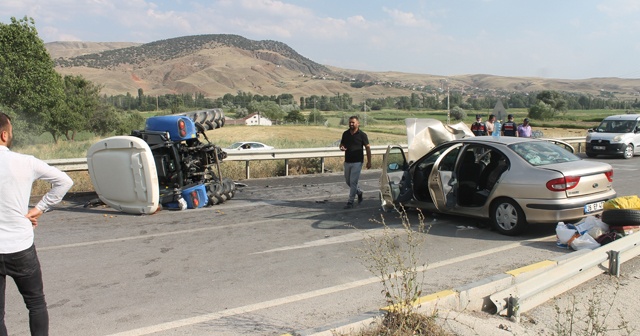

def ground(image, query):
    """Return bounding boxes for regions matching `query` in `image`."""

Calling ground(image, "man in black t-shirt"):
[339,116,371,209]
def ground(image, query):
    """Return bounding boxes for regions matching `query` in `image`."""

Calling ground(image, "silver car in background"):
[380,136,616,235]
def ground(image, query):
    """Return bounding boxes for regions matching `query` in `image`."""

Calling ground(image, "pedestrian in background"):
[471,114,487,136]
[517,118,532,137]
[0,112,73,336]
[486,114,496,135]
[339,116,371,209]
[502,114,518,137]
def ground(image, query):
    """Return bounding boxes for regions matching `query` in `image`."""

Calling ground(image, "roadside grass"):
[547,278,635,336]
[341,207,452,336]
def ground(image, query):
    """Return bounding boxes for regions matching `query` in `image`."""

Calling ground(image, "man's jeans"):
[0,244,48,336]
[344,161,363,203]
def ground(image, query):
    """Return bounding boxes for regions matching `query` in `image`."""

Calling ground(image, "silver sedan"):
[380,136,616,235]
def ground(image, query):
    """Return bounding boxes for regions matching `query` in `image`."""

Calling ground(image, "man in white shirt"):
[0,112,73,336]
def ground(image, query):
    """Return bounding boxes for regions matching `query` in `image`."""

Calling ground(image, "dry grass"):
[24,125,403,195]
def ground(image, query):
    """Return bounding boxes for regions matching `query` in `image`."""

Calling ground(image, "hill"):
[45,34,640,102]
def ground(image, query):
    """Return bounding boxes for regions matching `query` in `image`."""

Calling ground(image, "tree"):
[284,110,305,123]
[63,75,103,140]
[307,110,325,125]
[450,106,467,121]
[257,101,284,123]
[528,101,555,120]
[0,16,66,139]
[536,90,567,115]
[89,106,122,136]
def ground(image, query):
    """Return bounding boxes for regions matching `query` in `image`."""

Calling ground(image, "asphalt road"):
[3,154,638,336]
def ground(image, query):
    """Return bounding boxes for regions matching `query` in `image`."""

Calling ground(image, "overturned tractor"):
[86,109,236,214]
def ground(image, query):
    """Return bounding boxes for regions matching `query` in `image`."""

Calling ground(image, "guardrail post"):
[607,250,620,276]
[245,160,250,179]
[285,159,289,176]
[321,157,325,174]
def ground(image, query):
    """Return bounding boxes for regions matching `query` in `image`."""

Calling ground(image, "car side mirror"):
[587,128,594,133]
[388,163,400,171]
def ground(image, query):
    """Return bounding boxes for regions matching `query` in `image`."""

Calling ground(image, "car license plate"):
[584,201,604,213]
[593,146,606,150]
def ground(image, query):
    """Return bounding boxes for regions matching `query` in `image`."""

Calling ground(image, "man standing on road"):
[501,114,518,137]
[517,118,532,138]
[0,112,73,336]
[339,116,371,209]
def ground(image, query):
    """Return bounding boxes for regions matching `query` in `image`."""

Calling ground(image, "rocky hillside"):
[46,34,640,101]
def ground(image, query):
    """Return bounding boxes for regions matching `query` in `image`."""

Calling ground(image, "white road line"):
[106,236,554,336]
[39,205,379,251]
[250,229,388,254]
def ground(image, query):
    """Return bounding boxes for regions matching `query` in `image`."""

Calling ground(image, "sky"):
[2,0,640,80]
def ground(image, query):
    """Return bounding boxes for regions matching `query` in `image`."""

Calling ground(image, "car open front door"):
[427,143,463,211]
[379,145,411,211]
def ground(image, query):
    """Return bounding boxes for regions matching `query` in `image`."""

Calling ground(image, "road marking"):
[38,206,381,251]
[250,230,388,254]
[105,236,554,335]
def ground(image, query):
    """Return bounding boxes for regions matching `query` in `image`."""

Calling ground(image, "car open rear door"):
[427,143,463,211]
[379,145,411,211]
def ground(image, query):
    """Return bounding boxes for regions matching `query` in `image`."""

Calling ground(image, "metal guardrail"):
[47,145,408,179]
[45,137,587,179]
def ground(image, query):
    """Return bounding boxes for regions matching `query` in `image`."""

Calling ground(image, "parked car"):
[586,114,640,159]
[380,135,616,236]
[226,142,274,151]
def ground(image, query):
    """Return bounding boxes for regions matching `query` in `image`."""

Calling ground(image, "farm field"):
[18,107,632,194]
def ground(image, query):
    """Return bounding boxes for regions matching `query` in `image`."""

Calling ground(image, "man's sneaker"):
[357,191,363,204]
[344,202,354,209]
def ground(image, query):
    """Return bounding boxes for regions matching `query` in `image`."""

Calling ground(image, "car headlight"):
[586,134,592,142]
[612,135,622,142]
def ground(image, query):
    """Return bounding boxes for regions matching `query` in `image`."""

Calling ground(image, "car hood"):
[405,118,474,162]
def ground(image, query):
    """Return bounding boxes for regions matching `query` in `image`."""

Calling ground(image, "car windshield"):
[594,120,636,133]
[509,141,580,166]
[228,142,243,149]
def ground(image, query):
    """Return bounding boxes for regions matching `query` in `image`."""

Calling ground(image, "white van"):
[586,114,640,159]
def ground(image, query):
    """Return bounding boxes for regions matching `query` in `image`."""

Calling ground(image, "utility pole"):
[441,79,450,124]
[447,84,450,125]
[363,95,367,127]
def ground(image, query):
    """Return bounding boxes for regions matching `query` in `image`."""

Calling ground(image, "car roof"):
[603,114,640,121]
[454,136,542,145]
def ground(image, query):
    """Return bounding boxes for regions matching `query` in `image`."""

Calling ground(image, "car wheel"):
[586,152,598,158]
[490,198,527,236]
[623,144,634,159]
[601,209,640,226]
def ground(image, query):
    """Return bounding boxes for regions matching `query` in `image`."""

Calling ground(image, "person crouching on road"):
[339,116,371,209]
[0,111,73,336]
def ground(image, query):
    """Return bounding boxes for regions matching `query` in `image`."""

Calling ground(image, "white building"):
[244,113,272,126]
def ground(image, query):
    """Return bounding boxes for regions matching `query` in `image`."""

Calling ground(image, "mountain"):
[46,34,640,101]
